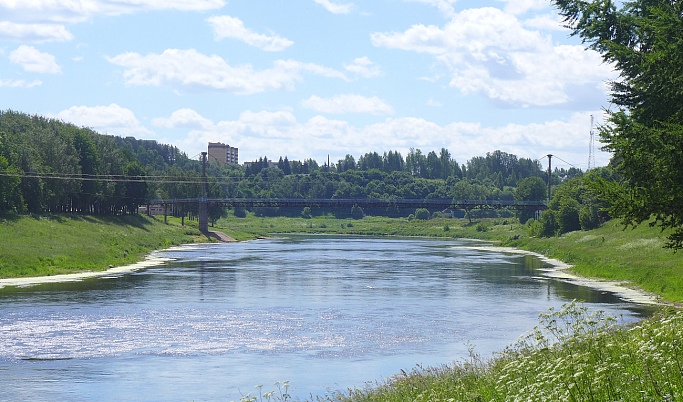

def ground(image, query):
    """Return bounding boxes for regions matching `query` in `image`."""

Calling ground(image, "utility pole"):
[547,154,553,202]
[199,151,208,233]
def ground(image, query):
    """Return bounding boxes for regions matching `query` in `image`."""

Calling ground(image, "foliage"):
[514,176,547,224]
[326,303,683,402]
[552,0,683,250]
[351,205,363,220]
[414,208,430,220]
[301,206,312,219]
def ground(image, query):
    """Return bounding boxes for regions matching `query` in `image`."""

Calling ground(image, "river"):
[0,236,653,401]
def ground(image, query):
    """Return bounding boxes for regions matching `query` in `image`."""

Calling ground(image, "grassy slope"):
[0,213,209,278]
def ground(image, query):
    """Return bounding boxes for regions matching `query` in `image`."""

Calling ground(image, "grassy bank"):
[323,302,683,402]
[0,213,210,278]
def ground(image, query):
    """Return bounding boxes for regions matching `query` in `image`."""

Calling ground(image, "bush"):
[408,214,415,221]
[475,222,489,232]
[579,205,600,230]
[347,222,353,228]
[351,205,364,220]
[233,207,247,218]
[444,222,450,232]
[301,207,312,219]
[415,208,430,220]
[319,223,327,228]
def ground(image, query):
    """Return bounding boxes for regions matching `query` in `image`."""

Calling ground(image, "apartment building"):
[207,142,239,165]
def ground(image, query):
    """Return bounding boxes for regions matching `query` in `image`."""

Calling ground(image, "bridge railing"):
[148,198,548,211]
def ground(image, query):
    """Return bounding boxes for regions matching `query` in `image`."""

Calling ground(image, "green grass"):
[508,220,683,304]
[0,213,210,278]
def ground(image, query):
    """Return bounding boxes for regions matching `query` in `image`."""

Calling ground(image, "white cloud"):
[523,14,567,31]
[175,107,607,169]
[0,0,224,41]
[152,108,215,130]
[426,99,442,107]
[0,22,73,42]
[371,7,615,107]
[0,78,42,87]
[207,15,293,51]
[107,49,349,94]
[500,0,549,15]
[9,45,61,74]
[343,57,382,78]
[55,104,153,136]
[313,0,353,14]
[0,0,225,24]
[302,94,395,115]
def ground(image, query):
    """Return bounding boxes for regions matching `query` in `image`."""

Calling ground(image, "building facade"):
[207,142,239,166]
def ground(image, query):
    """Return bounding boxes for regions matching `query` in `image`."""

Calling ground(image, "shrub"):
[475,222,489,232]
[351,205,364,220]
[415,208,430,220]
[408,214,415,221]
[233,207,247,218]
[579,205,600,230]
[347,222,353,228]
[301,207,312,219]
[443,222,450,232]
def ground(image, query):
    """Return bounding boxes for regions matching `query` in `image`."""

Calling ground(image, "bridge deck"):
[149,198,548,211]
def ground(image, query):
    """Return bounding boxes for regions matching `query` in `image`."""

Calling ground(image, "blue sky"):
[0,0,616,169]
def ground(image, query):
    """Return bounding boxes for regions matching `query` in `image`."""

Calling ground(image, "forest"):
[0,109,596,231]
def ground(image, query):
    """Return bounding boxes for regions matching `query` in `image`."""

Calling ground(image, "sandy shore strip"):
[454,245,661,306]
[0,254,175,289]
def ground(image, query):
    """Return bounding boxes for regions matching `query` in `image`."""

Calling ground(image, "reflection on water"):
[0,236,654,401]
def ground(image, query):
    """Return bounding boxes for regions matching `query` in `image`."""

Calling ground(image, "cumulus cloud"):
[174,107,607,169]
[302,94,395,115]
[152,108,215,130]
[0,78,42,87]
[207,15,293,51]
[55,104,154,136]
[313,0,353,14]
[9,45,61,74]
[371,7,615,107]
[0,22,73,42]
[107,49,349,94]
[344,57,382,78]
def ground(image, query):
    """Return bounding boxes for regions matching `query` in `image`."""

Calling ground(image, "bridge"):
[147,197,548,232]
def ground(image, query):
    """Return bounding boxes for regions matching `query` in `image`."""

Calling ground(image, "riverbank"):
[2,212,680,304]
[0,213,213,279]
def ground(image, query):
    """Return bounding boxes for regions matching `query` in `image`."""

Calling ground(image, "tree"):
[515,177,547,223]
[414,208,430,220]
[553,0,683,249]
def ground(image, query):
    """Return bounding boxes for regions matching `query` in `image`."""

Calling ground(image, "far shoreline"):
[0,235,663,307]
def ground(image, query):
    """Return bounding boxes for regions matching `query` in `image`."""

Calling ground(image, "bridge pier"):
[199,200,208,233]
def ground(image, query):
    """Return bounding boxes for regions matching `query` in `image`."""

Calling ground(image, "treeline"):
[1,110,582,221]
[0,110,203,215]
[245,149,548,188]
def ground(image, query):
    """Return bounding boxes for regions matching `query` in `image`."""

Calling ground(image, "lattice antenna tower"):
[588,115,596,171]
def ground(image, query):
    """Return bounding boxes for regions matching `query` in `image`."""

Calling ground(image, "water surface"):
[0,236,652,401]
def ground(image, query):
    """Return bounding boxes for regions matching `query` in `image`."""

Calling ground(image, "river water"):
[0,236,652,401]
